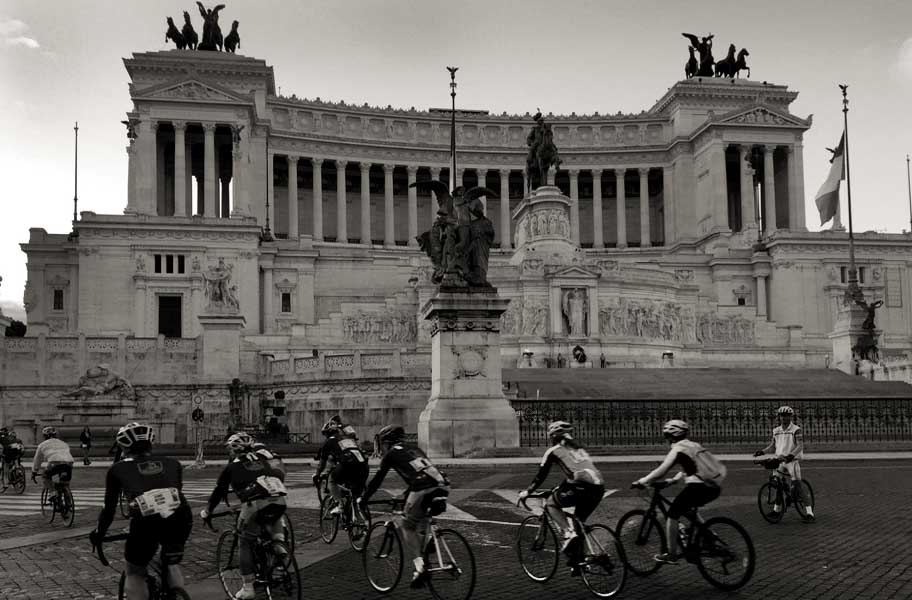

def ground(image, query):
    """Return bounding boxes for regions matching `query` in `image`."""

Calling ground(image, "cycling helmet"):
[547,421,573,439]
[329,414,344,426]
[225,431,255,453]
[377,424,405,444]
[115,422,154,449]
[776,406,794,415]
[321,420,339,436]
[0,427,8,434]
[662,419,689,440]
[42,426,58,438]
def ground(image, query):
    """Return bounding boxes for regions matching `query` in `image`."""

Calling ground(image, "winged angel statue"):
[411,181,498,289]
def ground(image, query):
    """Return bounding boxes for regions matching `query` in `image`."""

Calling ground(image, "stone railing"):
[871,356,912,385]
[265,350,431,381]
[0,335,199,386]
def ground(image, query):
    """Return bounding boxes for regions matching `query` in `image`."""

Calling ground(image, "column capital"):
[430,166,442,177]
[172,120,187,132]
[335,159,348,169]
[287,155,299,165]
[498,168,511,176]
[475,167,488,176]
[591,168,603,177]
[638,167,650,177]
[202,122,217,133]
[406,164,419,176]
[359,161,372,173]
[383,163,396,175]
[568,168,580,177]
[763,144,778,153]
[311,157,323,168]
[739,144,752,157]
[614,168,626,178]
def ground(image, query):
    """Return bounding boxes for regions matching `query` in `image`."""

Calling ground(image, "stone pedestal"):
[828,302,879,375]
[198,313,247,382]
[418,291,519,458]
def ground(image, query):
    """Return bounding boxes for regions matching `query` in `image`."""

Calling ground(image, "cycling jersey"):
[32,438,74,470]
[772,423,803,459]
[2,441,23,463]
[206,450,287,511]
[527,441,603,492]
[364,443,448,497]
[319,435,366,466]
[98,454,187,527]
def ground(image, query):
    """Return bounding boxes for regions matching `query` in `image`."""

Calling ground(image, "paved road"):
[1,458,910,599]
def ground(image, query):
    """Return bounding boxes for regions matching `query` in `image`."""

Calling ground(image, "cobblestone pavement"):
[1,459,910,599]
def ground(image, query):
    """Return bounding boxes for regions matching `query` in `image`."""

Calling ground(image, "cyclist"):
[1,427,24,491]
[90,422,192,600]
[329,414,359,441]
[200,432,288,600]
[754,405,815,523]
[30,426,75,491]
[314,418,368,521]
[518,421,605,574]
[633,419,723,565]
[360,425,450,589]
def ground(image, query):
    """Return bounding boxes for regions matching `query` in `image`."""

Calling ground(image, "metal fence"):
[511,398,912,448]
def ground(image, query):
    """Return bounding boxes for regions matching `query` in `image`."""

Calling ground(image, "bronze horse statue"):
[182,11,198,50]
[224,20,240,53]
[684,46,698,78]
[165,17,186,50]
[525,110,561,190]
[715,45,750,78]
[682,32,715,77]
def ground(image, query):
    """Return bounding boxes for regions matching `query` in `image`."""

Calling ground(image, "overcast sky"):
[2,0,912,319]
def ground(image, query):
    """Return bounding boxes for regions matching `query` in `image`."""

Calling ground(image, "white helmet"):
[547,420,573,439]
[116,422,154,449]
[776,406,794,416]
[662,419,689,439]
[226,431,255,453]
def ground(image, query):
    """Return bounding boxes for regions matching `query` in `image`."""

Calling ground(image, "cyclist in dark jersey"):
[519,421,605,566]
[90,422,192,600]
[314,419,368,520]
[0,428,24,491]
[201,432,288,600]
[361,425,450,589]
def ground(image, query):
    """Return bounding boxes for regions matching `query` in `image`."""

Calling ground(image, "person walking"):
[79,426,92,466]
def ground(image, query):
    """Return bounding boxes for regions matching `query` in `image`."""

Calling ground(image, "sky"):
[2,0,912,319]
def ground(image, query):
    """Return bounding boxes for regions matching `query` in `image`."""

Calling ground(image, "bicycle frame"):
[636,484,703,552]
[368,498,460,575]
[520,491,611,560]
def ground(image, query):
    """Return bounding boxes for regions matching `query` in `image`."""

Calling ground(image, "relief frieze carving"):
[151,81,237,102]
[521,297,550,336]
[696,313,755,346]
[500,298,523,335]
[453,346,487,379]
[342,312,417,344]
[599,299,696,343]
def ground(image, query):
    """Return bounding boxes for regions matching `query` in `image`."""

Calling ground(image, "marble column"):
[639,168,650,247]
[185,145,193,216]
[522,170,529,197]
[312,158,324,241]
[126,142,137,214]
[220,175,231,217]
[134,280,146,336]
[592,169,604,248]
[662,165,674,246]
[756,275,768,318]
[203,123,216,217]
[476,169,487,212]
[287,156,299,239]
[383,164,395,246]
[407,165,418,247]
[788,144,807,231]
[360,162,371,245]
[137,120,158,215]
[739,145,756,229]
[156,129,166,215]
[430,167,441,229]
[569,169,580,244]
[173,121,187,217]
[499,169,511,249]
[336,159,348,243]
[266,152,275,229]
[230,138,244,217]
[763,145,777,234]
[263,267,274,333]
[456,168,465,190]
[615,169,627,248]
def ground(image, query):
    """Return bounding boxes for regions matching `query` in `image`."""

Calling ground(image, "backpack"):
[676,440,726,487]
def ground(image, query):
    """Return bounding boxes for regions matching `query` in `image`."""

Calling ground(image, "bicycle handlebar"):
[91,531,130,567]
[517,490,550,511]
[630,480,672,491]
[203,508,239,532]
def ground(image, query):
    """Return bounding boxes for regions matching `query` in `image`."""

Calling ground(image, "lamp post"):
[447,66,458,193]
[839,84,863,305]
[69,122,79,240]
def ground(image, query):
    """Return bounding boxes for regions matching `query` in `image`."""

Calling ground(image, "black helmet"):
[377,424,405,444]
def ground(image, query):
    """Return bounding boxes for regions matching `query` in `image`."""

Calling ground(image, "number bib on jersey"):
[339,438,365,463]
[409,456,446,484]
[134,487,181,518]
[256,475,287,496]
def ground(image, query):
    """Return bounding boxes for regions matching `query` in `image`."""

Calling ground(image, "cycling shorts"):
[778,460,802,481]
[552,480,604,523]
[125,502,193,568]
[668,482,720,519]
[238,496,287,540]
[331,461,368,494]
[44,462,73,483]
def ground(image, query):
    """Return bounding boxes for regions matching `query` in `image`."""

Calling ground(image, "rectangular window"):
[178,255,185,274]
[840,266,847,284]
[166,254,174,274]
[737,297,746,306]
[858,267,865,284]
[154,254,162,273]
[53,289,64,311]
[281,292,292,313]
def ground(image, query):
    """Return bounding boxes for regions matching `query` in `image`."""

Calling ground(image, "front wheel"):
[9,465,26,494]
[279,513,296,553]
[516,515,559,582]
[319,496,339,544]
[579,524,627,598]
[348,501,371,552]
[694,516,756,591]
[793,480,815,519]
[266,551,301,599]
[41,487,55,523]
[757,482,784,524]
[216,530,243,599]
[426,528,476,600]
[363,522,403,594]
[616,510,665,576]
[59,487,75,527]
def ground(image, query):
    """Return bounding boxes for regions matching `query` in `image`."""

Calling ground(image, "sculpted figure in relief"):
[522,299,549,336]
[562,288,588,336]
[203,257,239,311]
[63,364,135,401]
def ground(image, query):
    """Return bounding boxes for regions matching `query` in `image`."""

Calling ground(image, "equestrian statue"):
[525,109,562,191]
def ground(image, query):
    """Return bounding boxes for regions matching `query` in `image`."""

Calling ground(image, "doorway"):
[158,295,182,338]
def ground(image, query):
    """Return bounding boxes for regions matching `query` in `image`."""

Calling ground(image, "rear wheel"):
[60,486,76,527]
[348,500,371,552]
[319,496,339,543]
[41,487,55,523]
[363,522,402,594]
[757,482,784,524]
[793,480,815,519]
[279,513,296,553]
[426,528,476,600]
[694,516,756,591]
[615,510,665,576]
[516,515,559,582]
[579,524,627,598]
[216,530,243,599]
[9,465,26,494]
[266,551,301,599]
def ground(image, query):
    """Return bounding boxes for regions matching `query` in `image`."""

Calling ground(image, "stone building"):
[5,49,912,442]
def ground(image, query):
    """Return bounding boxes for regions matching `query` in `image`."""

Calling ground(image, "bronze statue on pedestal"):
[525,110,561,190]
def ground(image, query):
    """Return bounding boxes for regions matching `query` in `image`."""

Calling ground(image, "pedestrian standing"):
[80,425,92,465]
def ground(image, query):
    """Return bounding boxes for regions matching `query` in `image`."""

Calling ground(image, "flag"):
[814,133,845,225]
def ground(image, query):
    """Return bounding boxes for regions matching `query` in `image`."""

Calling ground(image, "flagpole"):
[840,84,862,304]
[71,122,79,240]
[906,154,911,234]
[447,66,459,193]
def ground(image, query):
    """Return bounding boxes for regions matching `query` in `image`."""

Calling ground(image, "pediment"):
[135,78,246,104]
[547,265,600,280]
[718,105,809,128]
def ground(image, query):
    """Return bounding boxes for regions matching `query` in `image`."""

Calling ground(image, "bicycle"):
[1,455,26,494]
[224,491,296,554]
[208,507,302,600]
[616,481,755,591]
[315,472,330,506]
[363,496,476,600]
[91,530,191,600]
[37,468,75,527]
[755,457,815,524]
[516,490,626,598]
[319,482,371,552]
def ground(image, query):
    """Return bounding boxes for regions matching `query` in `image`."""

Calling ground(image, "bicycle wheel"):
[516,515,559,582]
[319,496,339,543]
[60,486,76,527]
[348,501,371,552]
[216,530,244,599]
[426,528,476,600]
[119,491,130,518]
[615,510,665,576]
[10,465,26,494]
[579,524,627,598]
[279,513,296,554]
[757,482,784,524]
[266,551,302,600]
[363,522,403,594]
[117,572,126,600]
[694,516,756,591]
[793,480,815,519]
[40,487,55,523]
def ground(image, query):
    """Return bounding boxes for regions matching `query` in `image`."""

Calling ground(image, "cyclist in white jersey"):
[754,405,815,523]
